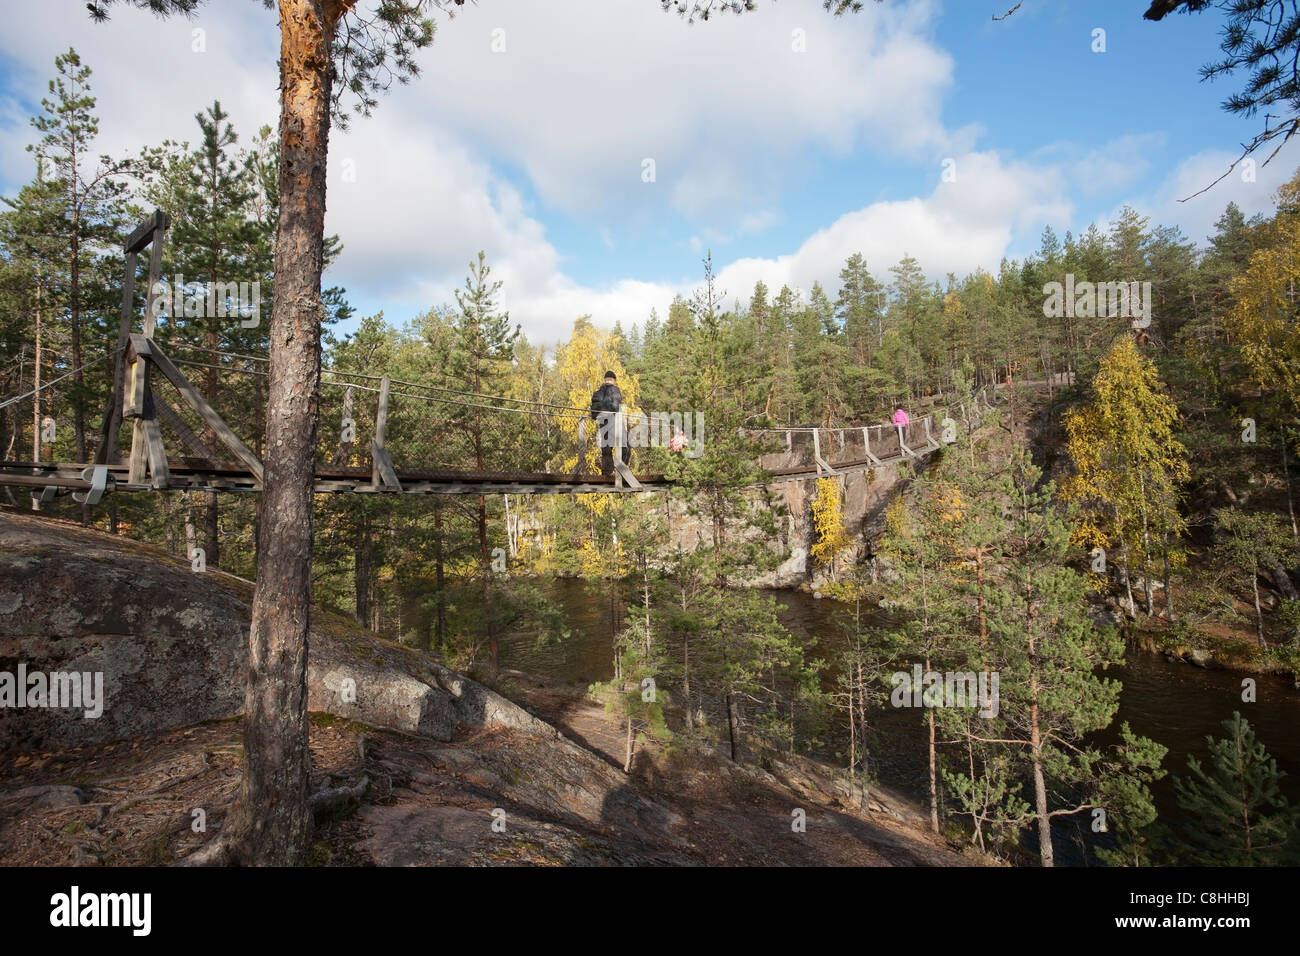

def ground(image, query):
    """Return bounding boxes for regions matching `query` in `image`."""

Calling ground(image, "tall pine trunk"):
[223,0,334,865]
[726,689,741,763]
[70,188,86,463]
[32,289,42,463]
[204,492,221,569]
[432,501,446,652]
[1031,741,1053,867]
[70,226,90,525]
[478,493,497,676]
[1283,432,1297,537]
[204,264,222,568]
[1252,568,1267,648]
[1028,616,1053,865]
[354,509,371,626]
[623,712,634,774]
[926,652,939,834]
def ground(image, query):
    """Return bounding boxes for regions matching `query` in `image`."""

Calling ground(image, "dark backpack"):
[591,383,620,417]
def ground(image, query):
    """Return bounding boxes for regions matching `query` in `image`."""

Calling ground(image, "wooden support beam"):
[861,426,883,466]
[812,428,836,475]
[331,386,355,466]
[371,441,402,492]
[147,343,264,484]
[126,342,154,484]
[123,336,150,419]
[125,209,167,255]
[142,216,168,338]
[127,422,149,484]
[573,417,589,480]
[98,211,169,464]
[143,417,170,490]
[923,416,941,450]
[612,456,641,490]
[898,423,916,458]
[97,249,138,465]
[371,376,391,488]
[374,376,390,446]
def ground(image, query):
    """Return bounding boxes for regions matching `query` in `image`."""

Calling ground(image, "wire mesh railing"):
[742,386,999,474]
[0,341,1000,487]
[0,351,116,465]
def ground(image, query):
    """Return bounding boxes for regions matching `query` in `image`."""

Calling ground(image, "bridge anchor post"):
[812,428,836,475]
[370,376,402,492]
[861,427,882,466]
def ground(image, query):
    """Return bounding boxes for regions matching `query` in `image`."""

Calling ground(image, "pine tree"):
[89,0,448,865]
[836,253,886,414]
[924,413,1037,857]
[0,160,65,464]
[986,450,1148,867]
[873,487,963,833]
[163,101,257,569]
[794,283,852,427]
[27,48,133,475]
[823,565,897,809]
[591,497,671,773]
[639,295,694,411]
[1168,712,1298,866]
[448,251,520,676]
[1094,722,1168,867]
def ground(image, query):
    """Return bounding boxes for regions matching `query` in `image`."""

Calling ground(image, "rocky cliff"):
[0,510,549,751]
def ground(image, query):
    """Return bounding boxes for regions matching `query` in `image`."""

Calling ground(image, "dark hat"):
[603,370,617,380]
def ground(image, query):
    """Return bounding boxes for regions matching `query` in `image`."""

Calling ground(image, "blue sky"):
[0,0,1295,345]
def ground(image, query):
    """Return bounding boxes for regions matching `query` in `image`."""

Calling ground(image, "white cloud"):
[0,3,279,185]
[1145,143,1300,244]
[401,0,960,229]
[1067,133,1164,196]
[712,149,1073,304]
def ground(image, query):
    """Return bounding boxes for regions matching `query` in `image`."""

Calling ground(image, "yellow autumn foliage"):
[810,477,851,571]
[1225,172,1300,415]
[1060,336,1189,558]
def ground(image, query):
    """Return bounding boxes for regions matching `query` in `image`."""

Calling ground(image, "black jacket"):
[590,382,623,448]
[590,382,623,417]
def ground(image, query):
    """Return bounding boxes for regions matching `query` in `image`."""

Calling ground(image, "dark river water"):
[499,579,1300,861]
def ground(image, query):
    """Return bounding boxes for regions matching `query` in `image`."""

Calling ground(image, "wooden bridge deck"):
[0,442,934,499]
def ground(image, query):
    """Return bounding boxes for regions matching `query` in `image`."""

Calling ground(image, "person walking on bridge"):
[591,370,630,478]
[893,406,910,450]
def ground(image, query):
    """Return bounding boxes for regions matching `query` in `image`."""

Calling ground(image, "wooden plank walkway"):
[0,440,936,498]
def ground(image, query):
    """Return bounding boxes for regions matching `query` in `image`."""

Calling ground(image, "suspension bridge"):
[0,212,999,509]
